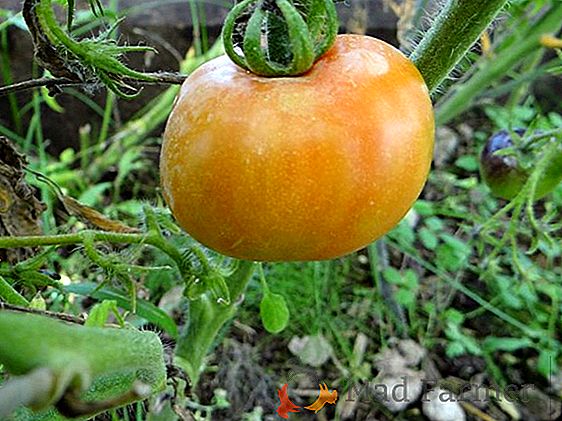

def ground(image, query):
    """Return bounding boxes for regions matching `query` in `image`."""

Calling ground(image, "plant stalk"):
[411,0,509,93]
[174,260,256,386]
[0,231,185,278]
[0,311,166,417]
[435,3,562,124]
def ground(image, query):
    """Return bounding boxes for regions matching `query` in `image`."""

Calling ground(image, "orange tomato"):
[160,34,434,261]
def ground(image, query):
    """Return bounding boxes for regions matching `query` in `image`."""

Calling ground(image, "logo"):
[305,383,338,413]
[276,379,338,419]
[276,384,301,419]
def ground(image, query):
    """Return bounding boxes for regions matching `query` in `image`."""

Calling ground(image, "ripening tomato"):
[480,129,562,200]
[479,129,528,200]
[160,34,435,261]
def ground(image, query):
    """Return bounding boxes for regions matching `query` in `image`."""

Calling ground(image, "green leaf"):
[537,349,558,379]
[85,299,119,327]
[382,267,402,285]
[29,294,47,311]
[436,234,472,271]
[445,309,465,325]
[65,282,178,338]
[455,155,479,172]
[441,234,472,256]
[59,148,75,164]
[482,337,533,352]
[446,341,465,358]
[389,220,415,247]
[395,289,416,307]
[260,291,290,334]
[41,86,65,113]
[463,336,482,356]
[403,270,419,290]
[78,182,112,206]
[414,200,434,216]
[548,112,562,127]
[425,217,444,231]
[419,227,438,250]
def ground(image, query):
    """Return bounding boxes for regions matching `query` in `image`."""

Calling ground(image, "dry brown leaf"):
[0,137,46,263]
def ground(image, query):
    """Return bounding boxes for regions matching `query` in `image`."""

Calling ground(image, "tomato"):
[160,35,435,261]
[480,129,528,200]
[480,129,562,200]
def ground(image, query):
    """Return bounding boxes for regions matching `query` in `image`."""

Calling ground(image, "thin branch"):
[0,72,187,97]
[0,302,85,324]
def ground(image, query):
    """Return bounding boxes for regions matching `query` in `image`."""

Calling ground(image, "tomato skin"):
[161,35,435,261]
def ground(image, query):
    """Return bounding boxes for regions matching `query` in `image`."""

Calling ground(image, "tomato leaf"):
[85,299,119,327]
[260,291,290,334]
[65,282,178,338]
[420,227,438,250]
[482,337,533,353]
[537,349,558,379]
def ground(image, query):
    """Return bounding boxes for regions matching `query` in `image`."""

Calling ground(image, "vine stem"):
[435,3,562,124]
[411,0,509,93]
[0,302,85,324]
[0,311,166,418]
[0,73,187,97]
[174,260,257,387]
[0,231,145,248]
[0,231,183,276]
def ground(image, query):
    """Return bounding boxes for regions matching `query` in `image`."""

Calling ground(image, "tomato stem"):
[411,0,509,93]
[174,260,257,386]
[0,311,166,417]
[434,2,562,124]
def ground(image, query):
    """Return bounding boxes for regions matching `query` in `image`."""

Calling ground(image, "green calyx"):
[222,0,339,77]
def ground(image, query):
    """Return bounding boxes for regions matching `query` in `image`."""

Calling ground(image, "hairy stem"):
[174,260,256,386]
[411,0,509,93]
[0,311,166,416]
[0,231,186,277]
[435,3,562,124]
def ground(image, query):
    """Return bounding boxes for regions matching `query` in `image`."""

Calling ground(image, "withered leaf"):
[0,137,46,263]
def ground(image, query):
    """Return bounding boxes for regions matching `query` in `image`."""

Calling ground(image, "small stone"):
[375,348,409,375]
[434,127,460,168]
[288,334,332,367]
[373,372,424,413]
[521,386,562,421]
[397,339,427,367]
[458,386,489,410]
[422,388,466,421]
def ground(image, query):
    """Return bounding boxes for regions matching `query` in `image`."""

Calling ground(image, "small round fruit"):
[160,34,435,261]
[480,129,562,200]
[480,129,528,200]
